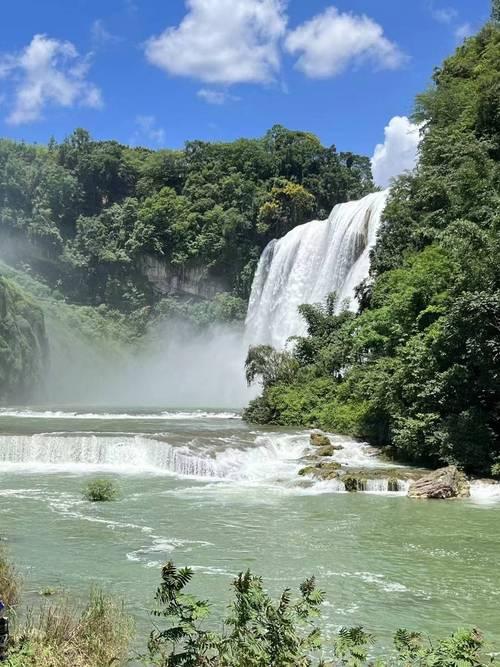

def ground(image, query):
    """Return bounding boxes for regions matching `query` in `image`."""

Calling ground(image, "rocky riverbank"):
[299,431,498,499]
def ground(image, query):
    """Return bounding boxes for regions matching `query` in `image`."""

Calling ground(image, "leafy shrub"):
[145,562,496,667]
[491,463,500,479]
[82,478,119,502]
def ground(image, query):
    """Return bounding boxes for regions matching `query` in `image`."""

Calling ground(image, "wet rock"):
[407,466,470,499]
[337,467,428,493]
[316,445,335,457]
[310,432,332,448]
[298,461,342,480]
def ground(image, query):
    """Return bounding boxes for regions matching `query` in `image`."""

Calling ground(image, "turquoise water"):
[0,408,499,653]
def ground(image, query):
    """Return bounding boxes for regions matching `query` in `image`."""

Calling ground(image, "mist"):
[38,316,255,409]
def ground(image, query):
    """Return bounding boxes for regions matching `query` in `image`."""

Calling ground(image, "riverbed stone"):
[316,445,335,457]
[310,432,332,448]
[298,461,342,480]
[407,466,470,499]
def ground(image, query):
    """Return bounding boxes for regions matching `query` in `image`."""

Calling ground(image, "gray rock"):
[407,466,470,499]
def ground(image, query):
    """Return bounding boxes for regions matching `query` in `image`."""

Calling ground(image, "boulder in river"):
[309,431,343,450]
[407,466,470,499]
[316,445,335,457]
[298,461,342,480]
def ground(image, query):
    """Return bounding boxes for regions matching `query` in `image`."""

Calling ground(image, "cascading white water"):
[245,191,389,348]
[0,431,417,494]
[0,433,307,480]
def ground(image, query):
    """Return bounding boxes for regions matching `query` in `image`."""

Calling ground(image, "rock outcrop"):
[310,431,343,450]
[298,461,342,480]
[407,466,470,499]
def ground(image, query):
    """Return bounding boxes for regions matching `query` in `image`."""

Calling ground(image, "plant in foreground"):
[145,562,496,667]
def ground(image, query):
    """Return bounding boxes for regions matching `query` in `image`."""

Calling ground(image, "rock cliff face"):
[0,277,48,402]
[140,255,228,300]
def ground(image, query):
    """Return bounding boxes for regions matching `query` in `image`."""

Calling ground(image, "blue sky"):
[0,0,491,180]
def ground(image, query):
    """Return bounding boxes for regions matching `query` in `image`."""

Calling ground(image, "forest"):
[245,22,500,476]
[0,125,372,309]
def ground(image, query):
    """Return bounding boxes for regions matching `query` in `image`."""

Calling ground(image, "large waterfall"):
[245,190,389,348]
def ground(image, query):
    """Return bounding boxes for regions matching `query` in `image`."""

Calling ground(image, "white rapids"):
[0,431,412,495]
[246,191,388,348]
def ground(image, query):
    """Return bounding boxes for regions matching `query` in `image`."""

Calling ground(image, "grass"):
[0,548,20,609]
[7,589,133,667]
[82,479,120,502]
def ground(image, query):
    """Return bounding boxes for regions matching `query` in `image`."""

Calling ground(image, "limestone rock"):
[316,445,335,457]
[407,466,470,499]
[310,432,332,448]
[298,461,342,480]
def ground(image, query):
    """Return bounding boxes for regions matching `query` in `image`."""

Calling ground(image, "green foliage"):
[146,563,495,667]
[154,293,247,329]
[82,478,119,502]
[246,22,500,475]
[0,125,373,310]
[391,627,488,667]
[245,345,300,389]
[492,0,500,24]
[146,561,327,666]
[0,276,48,402]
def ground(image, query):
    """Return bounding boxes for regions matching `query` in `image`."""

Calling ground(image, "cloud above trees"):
[0,34,102,125]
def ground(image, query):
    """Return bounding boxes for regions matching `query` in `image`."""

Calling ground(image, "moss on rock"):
[310,432,332,448]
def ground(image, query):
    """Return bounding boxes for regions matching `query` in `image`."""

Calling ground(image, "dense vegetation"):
[82,478,120,502]
[0,125,372,401]
[0,276,47,402]
[2,550,495,666]
[245,22,500,476]
[0,125,372,312]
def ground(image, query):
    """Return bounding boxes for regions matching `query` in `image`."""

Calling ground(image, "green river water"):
[0,408,499,654]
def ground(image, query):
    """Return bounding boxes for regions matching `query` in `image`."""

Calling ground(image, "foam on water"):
[0,432,306,480]
[0,431,496,501]
[0,409,240,420]
[470,480,500,505]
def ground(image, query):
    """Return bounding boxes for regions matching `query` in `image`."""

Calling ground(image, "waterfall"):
[245,191,389,348]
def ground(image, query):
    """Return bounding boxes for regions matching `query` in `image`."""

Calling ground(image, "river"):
[1,407,499,652]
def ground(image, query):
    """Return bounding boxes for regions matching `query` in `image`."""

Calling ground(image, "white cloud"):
[285,7,405,79]
[0,34,102,125]
[371,116,420,188]
[91,20,120,47]
[431,7,458,24]
[455,23,474,40]
[197,88,240,104]
[144,0,287,85]
[132,115,166,146]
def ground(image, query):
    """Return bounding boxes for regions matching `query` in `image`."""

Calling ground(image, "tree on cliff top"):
[493,0,500,23]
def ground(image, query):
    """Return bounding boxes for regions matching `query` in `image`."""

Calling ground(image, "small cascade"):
[246,191,389,348]
[469,480,500,504]
[0,433,306,481]
[362,478,410,495]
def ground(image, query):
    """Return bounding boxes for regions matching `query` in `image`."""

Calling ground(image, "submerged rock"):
[407,466,470,499]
